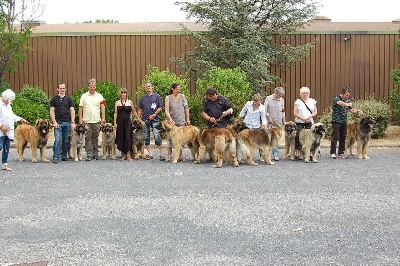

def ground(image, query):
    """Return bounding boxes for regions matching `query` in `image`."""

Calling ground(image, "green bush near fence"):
[319,97,391,139]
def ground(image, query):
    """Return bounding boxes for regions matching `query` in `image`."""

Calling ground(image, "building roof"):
[29,19,400,36]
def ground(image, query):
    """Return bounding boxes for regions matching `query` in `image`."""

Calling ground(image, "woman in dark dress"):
[113,87,138,161]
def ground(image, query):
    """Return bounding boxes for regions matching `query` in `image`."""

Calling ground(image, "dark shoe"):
[62,157,68,161]
[93,155,98,160]
[85,157,91,161]
[159,156,166,161]
[145,155,153,160]
[52,159,59,164]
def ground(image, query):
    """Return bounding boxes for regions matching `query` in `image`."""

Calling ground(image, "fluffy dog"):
[195,127,239,168]
[299,122,326,163]
[282,121,297,160]
[15,119,52,163]
[237,125,282,166]
[131,119,146,159]
[69,123,87,162]
[160,120,200,164]
[100,123,116,160]
[228,118,248,135]
[345,115,374,159]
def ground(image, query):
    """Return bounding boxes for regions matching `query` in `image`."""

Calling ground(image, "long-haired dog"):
[69,123,87,162]
[131,119,146,159]
[100,123,116,160]
[237,125,282,166]
[283,121,297,160]
[345,115,374,159]
[299,122,326,163]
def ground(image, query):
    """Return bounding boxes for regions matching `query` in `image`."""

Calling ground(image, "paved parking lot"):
[1,147,400,265]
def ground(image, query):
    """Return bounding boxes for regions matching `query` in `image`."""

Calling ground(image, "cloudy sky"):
[36,0,400,24]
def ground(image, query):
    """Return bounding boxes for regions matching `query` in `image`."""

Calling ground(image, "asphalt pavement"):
[1,146,400,265]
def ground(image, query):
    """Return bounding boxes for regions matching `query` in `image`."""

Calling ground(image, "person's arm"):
[281,99,286,124]
[164,96,172,122]
[50,106,58,129]
[264,97,273,124]
[78,106,83,124]
[70,106,76,129]
[100,102,106,123]
[113,101,118,129]
[350,108,363,115]
[239,103,248,118]
[182,94,190,125]
[260,106,268,130]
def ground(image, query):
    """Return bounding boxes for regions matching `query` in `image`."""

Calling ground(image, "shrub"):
[136,65,190,120]
[389,89,400,124]
[12,86,50,125]
[72,81,120,123]
[0,81,11,94]
[319,97,391,139]
[190,67,253,127]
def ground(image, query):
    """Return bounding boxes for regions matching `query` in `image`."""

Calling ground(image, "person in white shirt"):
[239,93,268,130]
[264,87,286,160]
[0,89,28,171]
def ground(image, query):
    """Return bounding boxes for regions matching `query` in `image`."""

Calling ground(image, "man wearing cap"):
[202,88,233,128]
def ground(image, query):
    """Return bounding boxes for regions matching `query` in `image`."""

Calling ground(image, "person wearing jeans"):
[50,83,76,163]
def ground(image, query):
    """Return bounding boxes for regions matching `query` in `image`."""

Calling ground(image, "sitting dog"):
[159,120,200,164]
[15,119,52,163]
[345,115,374,159]
[69,123,87,162]
[283,121,297,160]
[131,119,146,159]
[100,123,116,160]
[299,122,326,163]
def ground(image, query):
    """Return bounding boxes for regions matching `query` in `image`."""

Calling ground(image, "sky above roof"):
[36,0,400,24]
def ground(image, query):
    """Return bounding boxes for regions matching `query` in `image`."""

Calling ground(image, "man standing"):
[78,79,106,161]
[50,83,76,163]
[202,87,233,128]
[137,81,164,160]
[330,86,363,159]
[264,87,286,161]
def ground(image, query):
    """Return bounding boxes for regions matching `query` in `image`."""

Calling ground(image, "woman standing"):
[293,87,318,159]
[164,83,190,162]
[239,93,268,130]
[0,89,28,171]
[114,87,138,161]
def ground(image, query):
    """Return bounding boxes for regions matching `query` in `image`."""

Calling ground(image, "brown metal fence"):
[5,33,400,122]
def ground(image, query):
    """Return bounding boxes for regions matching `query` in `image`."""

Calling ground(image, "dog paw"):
[43,159,50,163]
[32,160,38,163]
[171,160,178,164]
[250,162,258,166]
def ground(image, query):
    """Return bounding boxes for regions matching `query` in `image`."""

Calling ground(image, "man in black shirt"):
[50,83,76,163]
[202,88,233,128]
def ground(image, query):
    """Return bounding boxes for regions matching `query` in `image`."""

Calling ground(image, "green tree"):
[174,0,319,89]
[389,40,400,123]
[0,0,44,88]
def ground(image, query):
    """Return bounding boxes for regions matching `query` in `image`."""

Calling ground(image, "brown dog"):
[237,125,282,166]
[283,121,297,160]
[345,115,374,159]
[100,123,116,160]
[15,119,52,163]
[70,123,87,162]
[195,127,239,168]
[299,122,326,163]
[131,119,146,159]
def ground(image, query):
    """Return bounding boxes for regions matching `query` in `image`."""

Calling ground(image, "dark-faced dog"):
[69,123,87,162]
[345,115,374,159]
[131,119,146,159]
[283,121,297,160]
[299,122,326,163]
[100,123,116,160]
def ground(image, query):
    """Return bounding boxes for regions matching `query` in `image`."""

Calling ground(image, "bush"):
[12,86,50,125]
[319,97,391,139]
[389,89,400,124]
[0,81,11,94]
[72,81,120,123]
[190,67,253,127]
[136,65,190,120]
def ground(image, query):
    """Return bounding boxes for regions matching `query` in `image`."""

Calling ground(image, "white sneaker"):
[330,154,336,159]
[273,157,280,161]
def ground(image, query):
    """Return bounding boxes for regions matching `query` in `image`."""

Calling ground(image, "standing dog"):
[195,127,239,168]
[69,123,87,162]
[345,115,374,159]
[299,122,326,163]
[237,125,282,166]
[100,123,116,160]
[159,120,200,164]
[15,119,52,163]
[131,119,146,159]
[283,121,297,160]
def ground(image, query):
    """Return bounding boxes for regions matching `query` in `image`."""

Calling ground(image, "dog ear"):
[100,124,104,131]
[35,119,40,127]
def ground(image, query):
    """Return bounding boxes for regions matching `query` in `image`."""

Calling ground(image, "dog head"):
[229,118,248,134]
[359,115,374,133]
[311,122,326,136]
[160,120,175,133]
[284,121,296,135]
[35,119,51,135]
[74,123,87,138]
[100,123,114,135]
[131,119,145,134]
[269,124,282,140]
[154,121,165,134]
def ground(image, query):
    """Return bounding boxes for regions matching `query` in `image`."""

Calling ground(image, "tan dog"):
[345,116,374,159]
[299,122,326,163]
[131,119,146,159]
[70,123,87,162]
[15,119,52,163]
[237,125,282,166]
[160,120,200,164]
[283,121,297,160]
[195,127,239,168]
[100,123,116,160]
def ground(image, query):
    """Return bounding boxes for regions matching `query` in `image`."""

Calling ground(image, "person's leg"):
[330,122,341,157]
[167,137,173,161]
[53,126,62,161]
[61,122,71,160]
[85,123,94,159]
[338,123,347,156]
[152,121,164,160]
[272,145,279,160]
[144,121,152,158]
[91,122,101,158]
[2,136,11,170]
[295,123,302,158]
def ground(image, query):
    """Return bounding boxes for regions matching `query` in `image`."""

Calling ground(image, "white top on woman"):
[239,101,267,129]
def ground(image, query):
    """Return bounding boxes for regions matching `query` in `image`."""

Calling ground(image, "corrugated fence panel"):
[4,33,400,122]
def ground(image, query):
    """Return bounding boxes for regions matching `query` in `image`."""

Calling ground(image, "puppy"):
[15,119,51,163]
[100,123,116,160]
[283,121,297,160]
